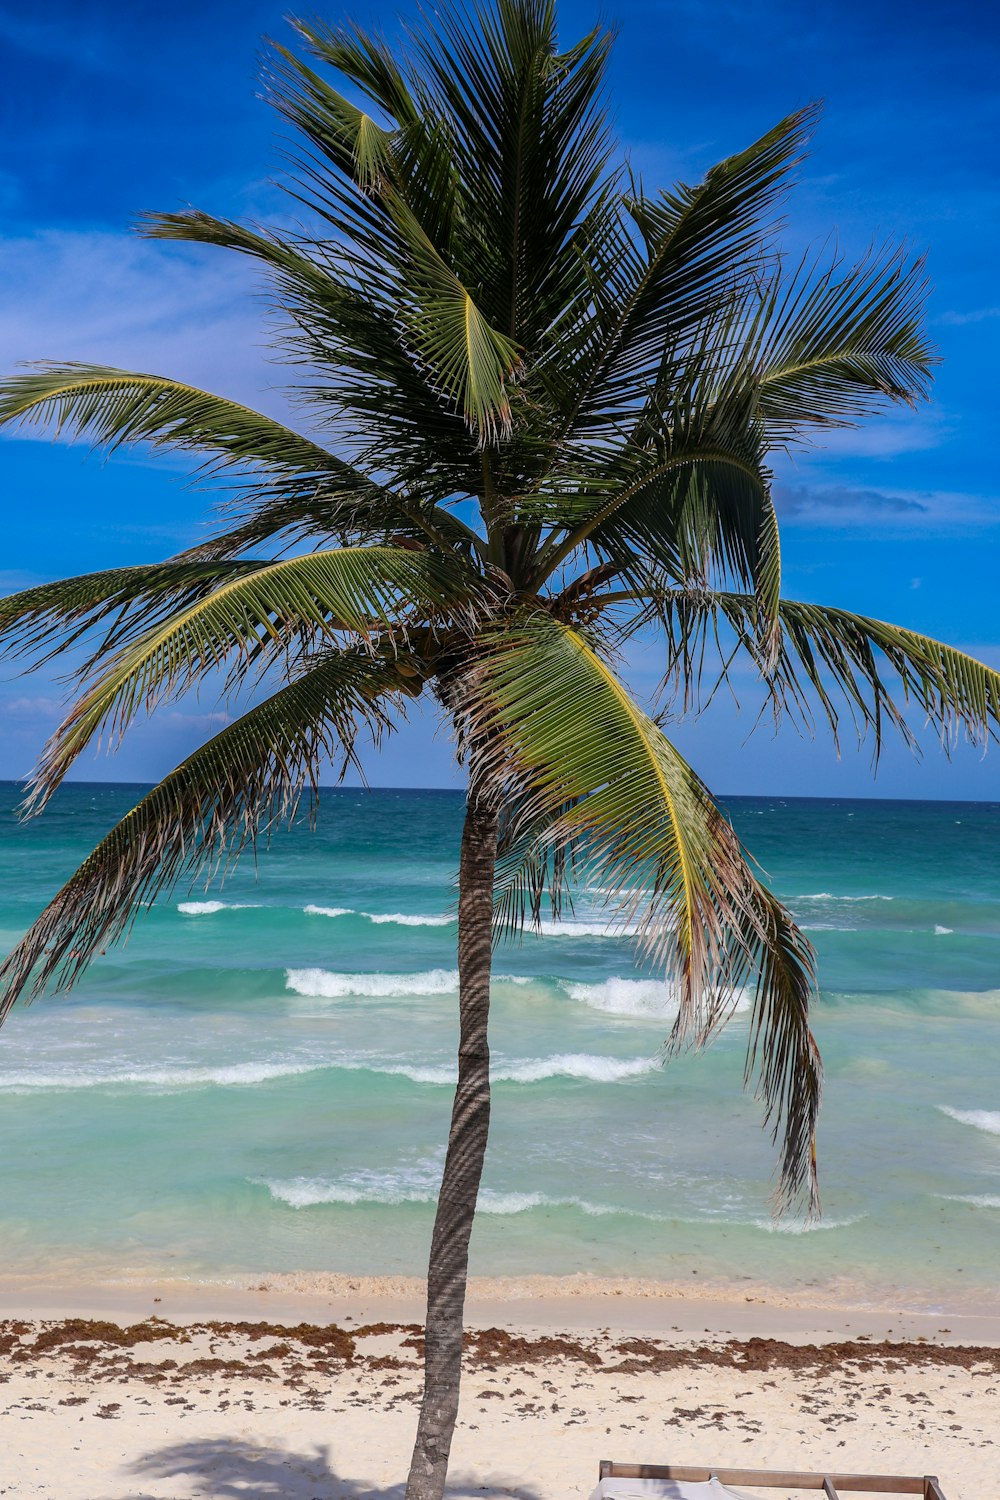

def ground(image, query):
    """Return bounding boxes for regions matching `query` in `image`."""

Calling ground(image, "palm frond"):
[547,107,816,438]
[0,364,339,477]
[413,0,615,344]
[636,587,1000,756]
[751,243,934,440]
[387,191,523,439]
[141,210,482,490]
[26,547,468,808]
[531,357,776,616]
[0,651,404,1015]
[288,17,422,126]
[0,560,264,669]
[468,609,820,1205]
[269,38,396,191]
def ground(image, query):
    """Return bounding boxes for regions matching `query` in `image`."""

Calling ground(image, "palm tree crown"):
[2,4,1000,1496]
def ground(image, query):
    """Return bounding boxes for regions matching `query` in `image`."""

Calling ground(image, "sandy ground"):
[1,1278,997,1500]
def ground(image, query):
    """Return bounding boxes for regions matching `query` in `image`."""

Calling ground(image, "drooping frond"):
[646,588,1000,756]
[141,209,483,489]
[0,651,404,1014]
[270,36,398,191]
[26,547,469,808]
[531,356,777,625]
[469,610,820,1205]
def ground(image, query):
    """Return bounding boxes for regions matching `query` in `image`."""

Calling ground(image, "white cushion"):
[590,1476,760,1500]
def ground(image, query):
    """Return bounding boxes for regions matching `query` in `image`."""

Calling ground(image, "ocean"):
[0,781,998,1310]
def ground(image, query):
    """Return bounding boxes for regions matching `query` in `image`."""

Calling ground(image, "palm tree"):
[2,3,999,1496]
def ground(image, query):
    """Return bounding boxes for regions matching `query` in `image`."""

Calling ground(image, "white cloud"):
[0,228,299,426]
[798,409,948,460]
[937,306,1000,327]
[3,695,61,718]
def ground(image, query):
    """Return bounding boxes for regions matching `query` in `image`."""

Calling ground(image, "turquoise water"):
[1,781,999,1306]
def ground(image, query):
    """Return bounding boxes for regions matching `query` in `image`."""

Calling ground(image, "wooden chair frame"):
[598,1461,947,1500]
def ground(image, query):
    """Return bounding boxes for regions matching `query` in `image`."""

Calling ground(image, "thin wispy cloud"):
[937,307,1000,327]
[796,410,949,460]
[0,230,295,427]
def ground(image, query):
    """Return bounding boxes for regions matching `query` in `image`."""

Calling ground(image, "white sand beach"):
[1,1276,997,1500]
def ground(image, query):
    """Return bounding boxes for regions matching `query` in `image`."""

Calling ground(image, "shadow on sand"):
[116,1435,548,1500]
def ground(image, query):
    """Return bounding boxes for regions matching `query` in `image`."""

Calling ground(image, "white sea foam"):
[263,1168,439,1208]
[284,968,535,1000]
[492,1053,657,1084]
[372,1063,456,1085]
[795,893,892,902]
[477,1192,663,1219]
[748,1214,863,1235]
[560,976,751,1019]
[285,968,459,999]
[935,925,953,935]
[259,1174,855,1229]
[940,1194,1000,1209]
[261,1174,668,1219]
[0,1061,321,1092]
[325,1051,657,1087]
[938,1106,1000,1136]
[304,906,453,926]
[535,918,638,938]
[560,977,678,1016]
[365,912,453,927]
[177,900,261,915]
[800,924,859,933]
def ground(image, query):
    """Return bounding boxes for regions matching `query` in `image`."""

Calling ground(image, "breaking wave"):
[560,976,750,1019]
[286,968,459,999]
[304,906,452,926]
[365,912,453,927]
[0,1061,322,1092]
[177,901,262,915]
[261,1176,863,1230]
[938,1106,1000,1136]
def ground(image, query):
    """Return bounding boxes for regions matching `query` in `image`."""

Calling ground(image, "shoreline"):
[3,1268,999,1346]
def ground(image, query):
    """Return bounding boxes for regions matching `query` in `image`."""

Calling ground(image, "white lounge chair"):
[593,1460,947,1500]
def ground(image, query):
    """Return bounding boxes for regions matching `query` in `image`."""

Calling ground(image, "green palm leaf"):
[752,244,934,438]
[0,560,263,668]
[470,610,821,1205]
[141,210,482,488]
[547,107,816,437]
[269,39,396,191]
[385,192,523,440]
[0,364,341,477]
[760,597,1000,753]
[27,547,468,806]
[531,363,779,636]
[632,587,1000,755]
[0,651,404,1014]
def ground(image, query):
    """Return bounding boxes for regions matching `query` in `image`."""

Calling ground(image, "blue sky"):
[1,0,999,797]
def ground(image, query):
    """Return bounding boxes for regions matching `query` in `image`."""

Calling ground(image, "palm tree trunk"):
[405,782,498,1500]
